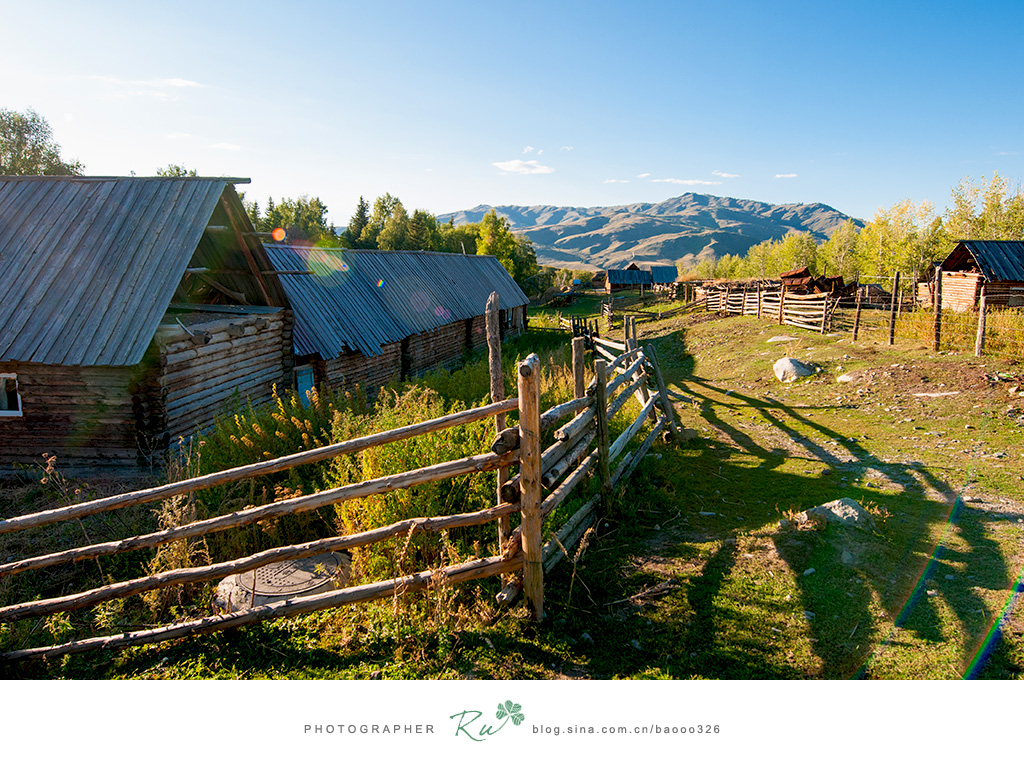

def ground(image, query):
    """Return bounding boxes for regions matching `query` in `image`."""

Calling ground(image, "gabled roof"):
[641,264,678,284]
[264,246,530,358]
[944,240,1024,282]
[0,175,263,366]
[607,268,653,285]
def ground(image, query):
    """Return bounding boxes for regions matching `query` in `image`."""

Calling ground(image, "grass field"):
[4,293,1023,679]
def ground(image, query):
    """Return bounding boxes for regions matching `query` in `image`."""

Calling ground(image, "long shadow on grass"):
[602,331,1018,678]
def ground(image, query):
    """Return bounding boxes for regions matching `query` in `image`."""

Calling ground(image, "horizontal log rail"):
[539,395,592,432]
[0,450,518,577]
[0,397,520,537]
[0,502,521,624]
[0,554,523,662]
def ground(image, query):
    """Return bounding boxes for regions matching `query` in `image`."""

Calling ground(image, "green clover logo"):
[496,700,525,726]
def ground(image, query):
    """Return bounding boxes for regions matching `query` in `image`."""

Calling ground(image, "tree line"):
[679,173,1024,283]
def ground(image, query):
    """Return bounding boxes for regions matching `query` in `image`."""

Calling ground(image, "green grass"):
[3,306,1023,680]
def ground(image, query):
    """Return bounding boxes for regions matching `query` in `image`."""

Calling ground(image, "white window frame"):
[0,373,22,418]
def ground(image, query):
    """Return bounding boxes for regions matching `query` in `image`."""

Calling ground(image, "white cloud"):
[493,159,555,175]
[211,142,243,151]
[652,178,722,186]
[712,170,739,178]
[159,78,203,88]
[603,179,630,184]
[523,145,535,154]
[560,146,574,151]
[775,173,798,179]
[636,172,650,179]
[537,149,543,156]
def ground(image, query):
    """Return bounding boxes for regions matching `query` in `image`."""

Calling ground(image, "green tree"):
[263,195,333,243]
[0,107,82,175]
[377,203,411,250]
[346,196,370,247]
[477,209,538,286]
[155,163,197,177]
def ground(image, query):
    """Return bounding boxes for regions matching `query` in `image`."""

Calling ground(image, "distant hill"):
[438,193,862,271]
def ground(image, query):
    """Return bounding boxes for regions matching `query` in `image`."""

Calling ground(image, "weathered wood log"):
[499,420,595,503]
[591,336,627,352]
[540,449,598,521]
[602,356,643,399]
[517,353,544,620]
[539,395,592,432]
[495,575,522,604]
[617,416,666,485]
[0,397,519,537]
[607,372,647,421]
[572,336,586,400]
[975,284,987,357]
[0,448,518,578]
[0,502,521,623]
[592,343,617,363]
[594,360,613,512]
[542,494,599,573]
[553,407,595,442]
[644,345,682,440]
[0,554,523,662]
[490,427,520,455]
[541,430,597,488]
[608,392,659,463]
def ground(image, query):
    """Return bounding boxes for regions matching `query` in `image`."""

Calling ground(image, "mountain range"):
[439,193,862,271]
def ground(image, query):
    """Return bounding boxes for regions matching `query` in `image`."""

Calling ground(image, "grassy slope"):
[8,294,1024,679]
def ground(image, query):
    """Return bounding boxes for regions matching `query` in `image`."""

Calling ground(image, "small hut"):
[922,241,1024,311]
[642,264,679,292]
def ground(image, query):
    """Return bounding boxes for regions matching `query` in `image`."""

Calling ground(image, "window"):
[0,373,22,417]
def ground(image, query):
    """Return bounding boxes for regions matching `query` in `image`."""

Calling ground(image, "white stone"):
[774,357,817,382]
[801,497,876,530]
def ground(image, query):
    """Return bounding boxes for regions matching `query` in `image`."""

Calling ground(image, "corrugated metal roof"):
[0,176,244,366]
[607,268,653,285]
[264,246,530,358]
[950,241,1024,282]
[641,265,678,284]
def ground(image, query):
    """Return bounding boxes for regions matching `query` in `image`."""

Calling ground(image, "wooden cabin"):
[0,176,291,473]
[918,241,1024,312]
[263,246,529,397]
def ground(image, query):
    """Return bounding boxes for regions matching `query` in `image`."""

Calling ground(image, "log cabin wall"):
[319,342,402,397]
[155,311,289,442]
[0,362,140,471]
[940,271,983,312]
[983,281,1024,308]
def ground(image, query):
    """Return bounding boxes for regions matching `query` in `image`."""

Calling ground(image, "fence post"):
[852,285,863,342]
[594,359,613,512]
[517,353,544,621]
[778,285,786,325]
[888,271,900,346]
[485,293,511,551]
[933,267,943,352]
[572,336,586,399]
[975,284,988,357]
[757,282,763,320]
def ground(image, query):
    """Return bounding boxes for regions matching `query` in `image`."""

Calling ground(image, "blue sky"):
[4,0,1023,225]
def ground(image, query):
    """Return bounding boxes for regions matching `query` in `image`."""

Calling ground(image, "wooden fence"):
[0,295,679,662]
[704,283,834,334]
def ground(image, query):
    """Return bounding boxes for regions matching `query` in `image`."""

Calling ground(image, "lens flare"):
[271,227,286,242]
[377,279,385,288]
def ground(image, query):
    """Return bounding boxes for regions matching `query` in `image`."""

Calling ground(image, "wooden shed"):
[920,241,1024,312]
[0,176,291,473]
[263,246,529,397]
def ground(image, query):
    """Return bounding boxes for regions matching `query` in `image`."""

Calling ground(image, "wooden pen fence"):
[0,297,679,662]
[704,283,835,334]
